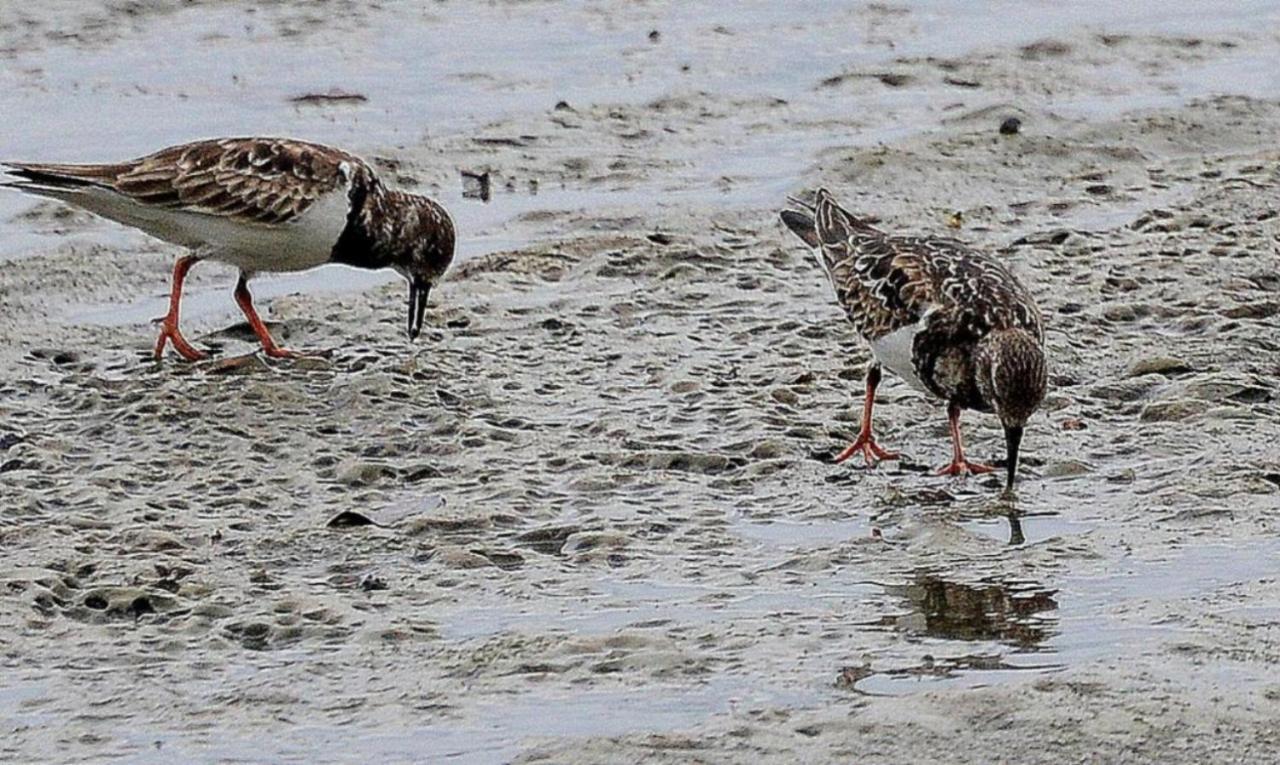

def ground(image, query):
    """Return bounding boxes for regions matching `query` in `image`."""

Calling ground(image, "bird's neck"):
[330,176,387,269]
[330,185,436,271]
[975,328,1046,422]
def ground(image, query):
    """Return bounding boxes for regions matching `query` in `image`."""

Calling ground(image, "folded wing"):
[4,137,362,226]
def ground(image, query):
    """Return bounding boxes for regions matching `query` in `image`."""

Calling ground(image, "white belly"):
[869,322,930,393]
[75,185,350,273]
[207,193,349,272]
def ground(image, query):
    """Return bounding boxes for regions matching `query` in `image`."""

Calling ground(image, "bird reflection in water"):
[880,574,1058,649]
[1007,511,1025,546]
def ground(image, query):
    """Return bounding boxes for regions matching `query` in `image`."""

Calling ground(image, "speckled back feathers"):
[782,188,1046,416]
[799,189,1043,344]
[9,137,367,226]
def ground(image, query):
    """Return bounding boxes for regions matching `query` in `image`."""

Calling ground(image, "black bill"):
[407,279,430,341]
[1003,424,1024,492]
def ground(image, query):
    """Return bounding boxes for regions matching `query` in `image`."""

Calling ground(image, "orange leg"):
[835,365,900,466]
[936,402,995,476]
[153,255,208,362]
[233,274,302,359]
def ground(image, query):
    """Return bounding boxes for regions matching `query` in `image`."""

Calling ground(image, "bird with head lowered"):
[781,188,1047,492]
[3,136,454,360]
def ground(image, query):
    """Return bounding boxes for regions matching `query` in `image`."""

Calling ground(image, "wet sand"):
[2,2,1280,763]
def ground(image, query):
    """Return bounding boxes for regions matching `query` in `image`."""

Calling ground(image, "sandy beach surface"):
[2,2,1280,763]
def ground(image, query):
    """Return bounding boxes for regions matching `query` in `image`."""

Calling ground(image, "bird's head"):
[976,328,1047,491]
[384,192,456,341]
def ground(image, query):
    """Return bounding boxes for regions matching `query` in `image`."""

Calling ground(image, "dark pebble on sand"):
[877,73,913,88]
[242,622,271,638]
[360,575,389,591]
[403,464,444,482]
[327,510,378,528]
[127,596,155,618]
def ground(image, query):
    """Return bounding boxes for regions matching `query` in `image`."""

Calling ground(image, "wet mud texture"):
[3,3,1280,764]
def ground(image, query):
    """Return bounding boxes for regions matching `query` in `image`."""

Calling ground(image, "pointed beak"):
[1004,424,1024,492]
[407,279,430,341]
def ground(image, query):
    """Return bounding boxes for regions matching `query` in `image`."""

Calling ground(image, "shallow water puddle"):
[432,534,1280,703]
[351,539,1270,744]
[0,682,53,733]
[441,576,885,641]
[119,676,816,765]
[859,536,1280,694]
[838,571,1063,695]
[959,511,1097,546]
[734,506,1094,549]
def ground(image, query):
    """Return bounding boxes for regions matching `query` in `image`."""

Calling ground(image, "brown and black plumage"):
[2,137,454,360]
[781,188,1047,491]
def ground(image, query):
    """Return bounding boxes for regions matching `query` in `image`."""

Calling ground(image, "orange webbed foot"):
[935,458,996,477]
[835,434,901,467]
[153,321,208,362]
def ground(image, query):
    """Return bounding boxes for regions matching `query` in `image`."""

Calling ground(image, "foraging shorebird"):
[2,137,454,360]
[781,189,1046,490]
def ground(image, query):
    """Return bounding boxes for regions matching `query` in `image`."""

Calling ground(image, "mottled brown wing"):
[107,138,361,225]
[813,190,1041,341]
[822,236,936,336]
[812,189,938,337]
[890,235,1044,341]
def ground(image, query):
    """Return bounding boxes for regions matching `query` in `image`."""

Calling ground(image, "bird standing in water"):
[3,137,454,360]
[781,189,1047,491]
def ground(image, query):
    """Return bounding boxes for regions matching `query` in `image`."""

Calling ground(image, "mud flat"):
[2,2,1280,763]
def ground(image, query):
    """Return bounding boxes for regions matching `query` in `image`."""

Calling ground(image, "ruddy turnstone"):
[781,189,1047,490]
[2,137,454,360]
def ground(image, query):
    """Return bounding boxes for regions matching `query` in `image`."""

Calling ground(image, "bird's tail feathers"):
[782,188,882,248]
[785,193,816,212]
[2,161,123,192]
[780,191,825,248]
[779,208,820,248]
